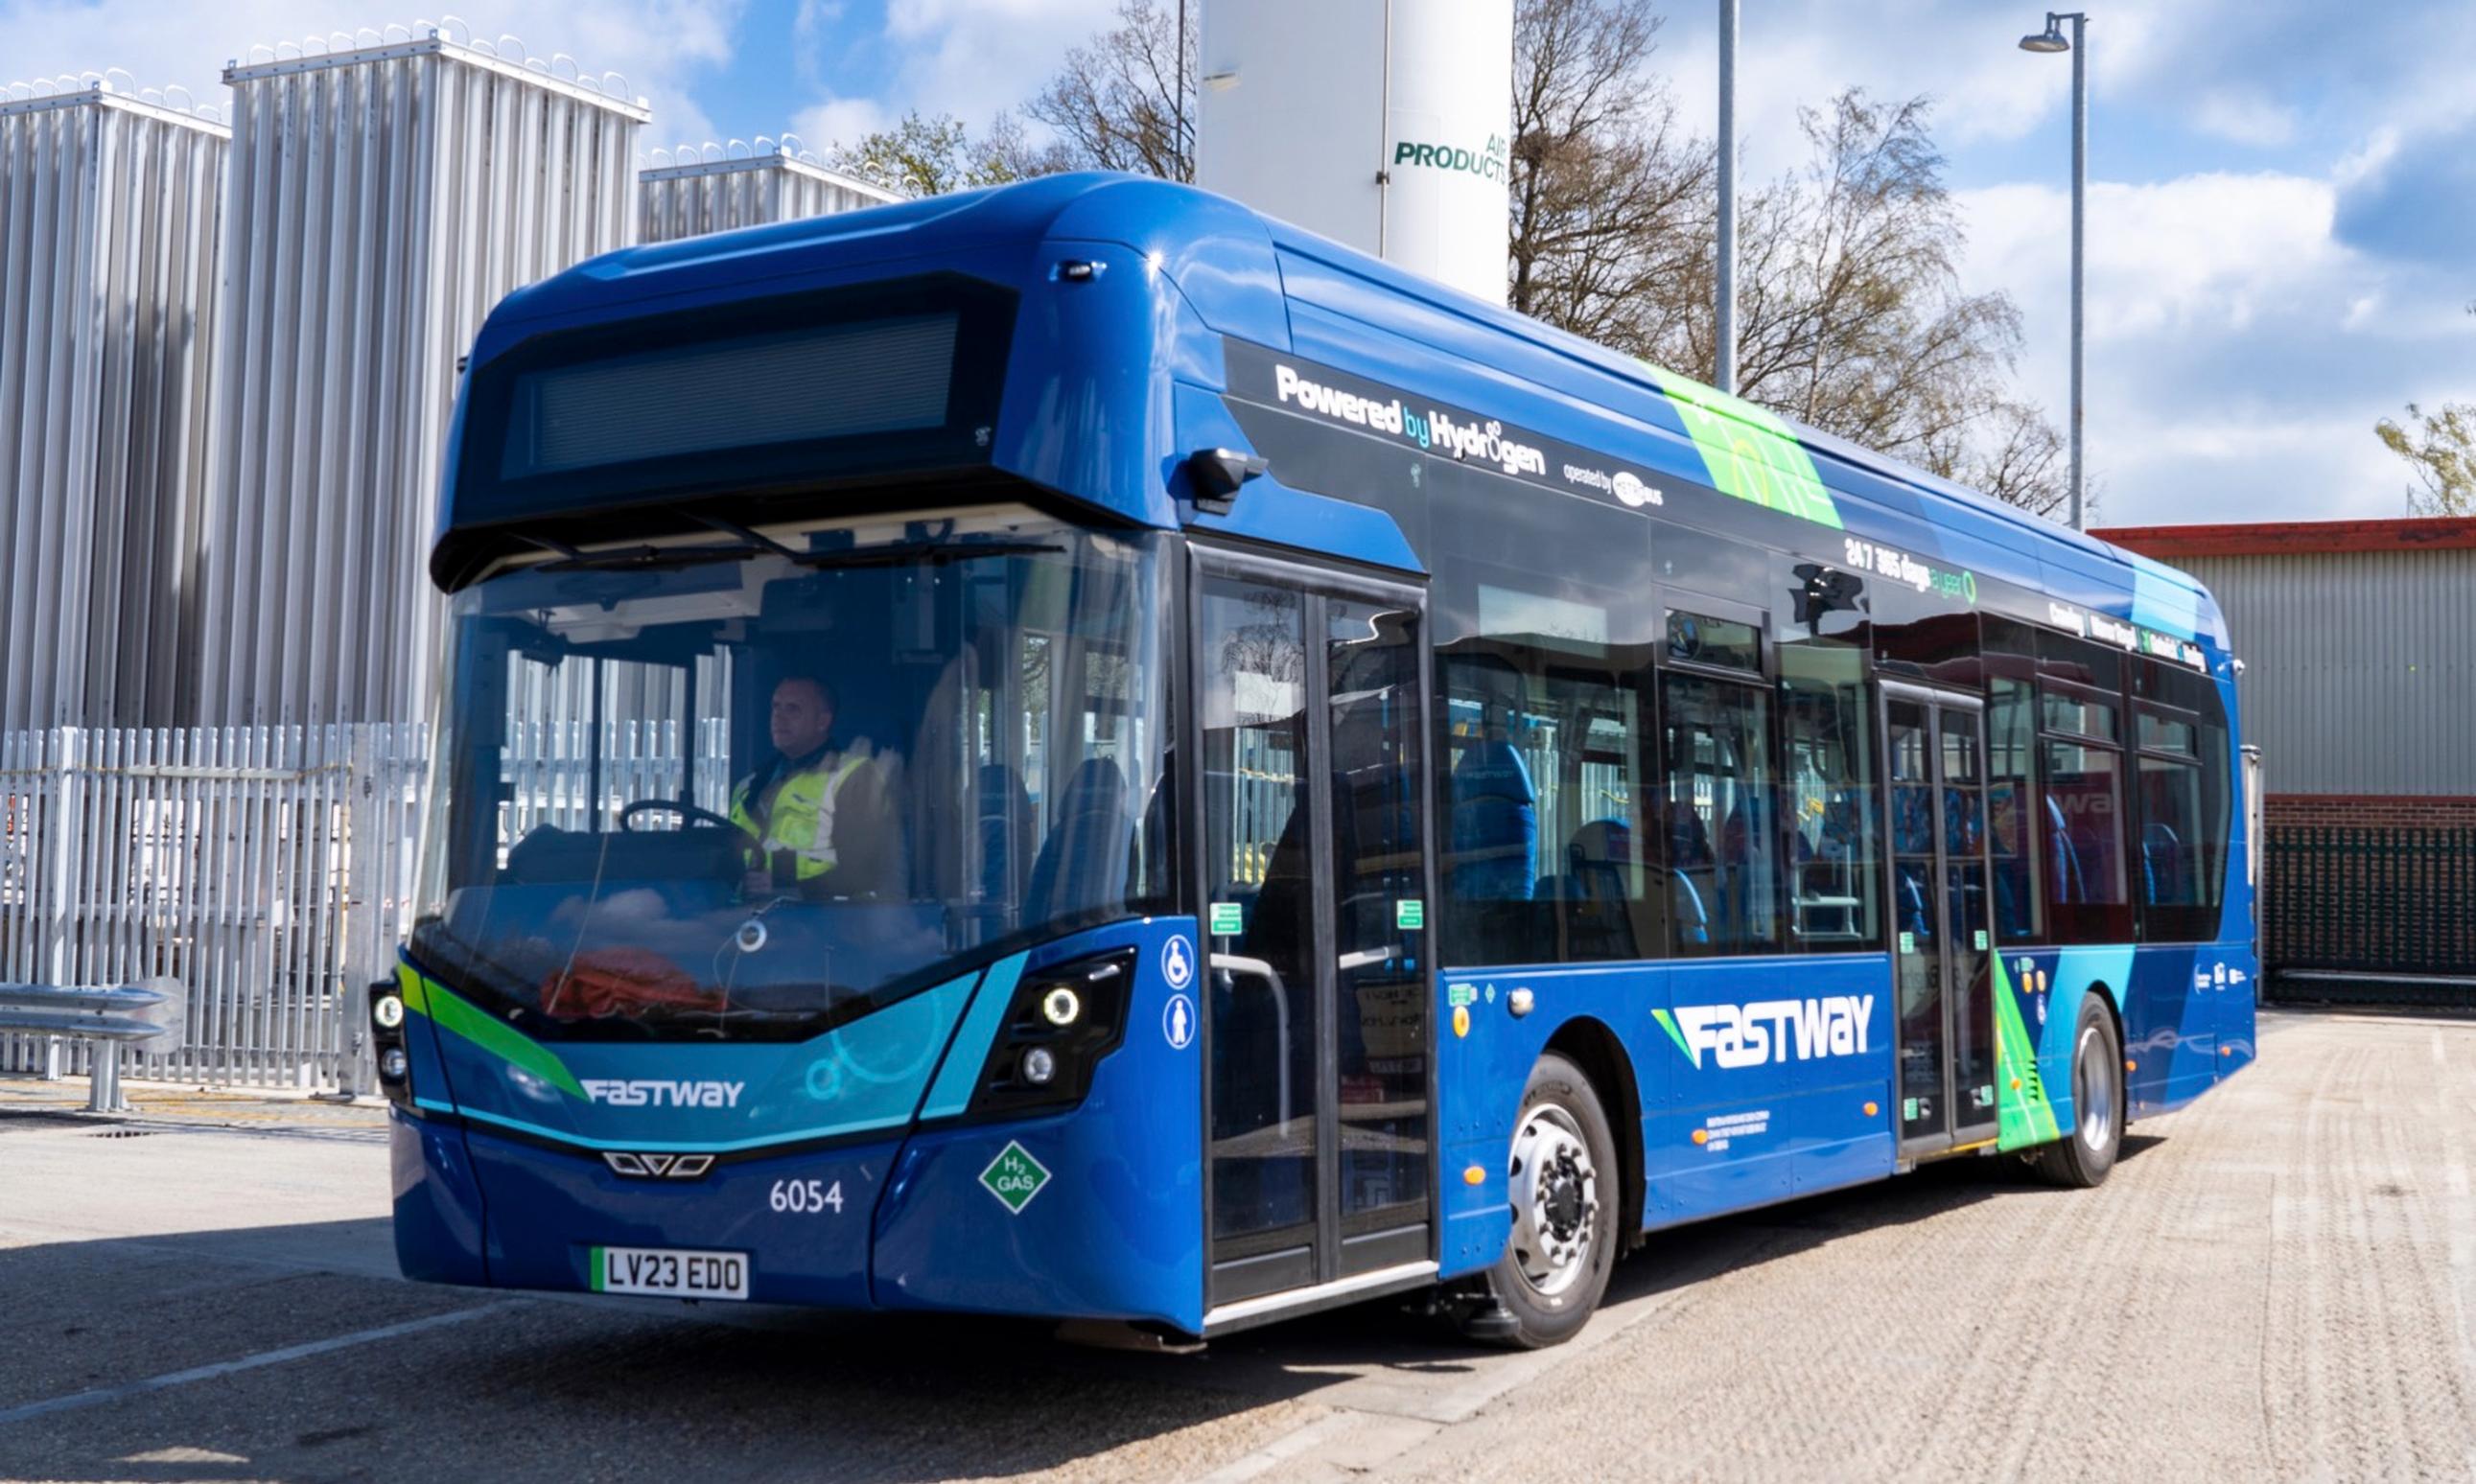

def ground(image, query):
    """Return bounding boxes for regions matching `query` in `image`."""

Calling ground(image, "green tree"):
[2374,400,2476,516]
[824,111,1047,198]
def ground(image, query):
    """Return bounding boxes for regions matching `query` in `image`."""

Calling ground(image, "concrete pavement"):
[2,1009,2471,1483]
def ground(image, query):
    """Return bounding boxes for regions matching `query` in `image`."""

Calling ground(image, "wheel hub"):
[1507,1102,1599,1299]
[2077,1022,2116,1153]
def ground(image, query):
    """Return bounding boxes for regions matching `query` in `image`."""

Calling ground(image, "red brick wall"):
[2267,795,2476,830]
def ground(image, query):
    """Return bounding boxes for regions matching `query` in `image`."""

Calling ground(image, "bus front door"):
[1884,684,1997,1157]
[1192,551,1437,1312]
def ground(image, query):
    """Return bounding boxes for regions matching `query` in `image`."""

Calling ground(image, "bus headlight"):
[964,948,1134,1120]
[369,978,415,1109]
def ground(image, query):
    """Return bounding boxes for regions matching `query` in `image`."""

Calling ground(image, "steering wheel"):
[618,799,738,833]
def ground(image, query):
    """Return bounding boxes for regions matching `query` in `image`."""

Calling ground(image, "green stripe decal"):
[1994,955,2061,1150]
[1645,367,1844,530]
[396,962,586,1101]
[589,1246,606,1292]
[1651,1008,1693,1062]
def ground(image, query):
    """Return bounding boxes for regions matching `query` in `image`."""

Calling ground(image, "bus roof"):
[470,172,2215,646]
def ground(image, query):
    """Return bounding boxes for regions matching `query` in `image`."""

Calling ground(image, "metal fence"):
[2266,825,2476,1003]
[0,719,734,1092]
[0,725,426,1091]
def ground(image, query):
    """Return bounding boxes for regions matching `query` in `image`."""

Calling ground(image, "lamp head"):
[2020,13,2071,53]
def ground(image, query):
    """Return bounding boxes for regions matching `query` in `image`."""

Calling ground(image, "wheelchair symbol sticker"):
[1159,935,1195,991]
[1163,993,1196,1051]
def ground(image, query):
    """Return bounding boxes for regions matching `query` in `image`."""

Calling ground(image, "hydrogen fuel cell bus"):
[379,173,2255,1347]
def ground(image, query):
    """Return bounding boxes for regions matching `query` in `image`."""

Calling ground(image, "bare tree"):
[1000,0,2067,517]
[1941,398,2071,518]
[1023,0,1197,181]
[1506,0,1713,354]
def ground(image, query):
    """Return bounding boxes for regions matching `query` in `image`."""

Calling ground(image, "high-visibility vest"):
[730,754,870,882]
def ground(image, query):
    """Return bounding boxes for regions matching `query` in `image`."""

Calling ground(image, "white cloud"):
[790,95,890,157]
[2191,88,2299,148]
[1967,173,2344,339]
[867,0,1099,129]
[1953,168,2467,522]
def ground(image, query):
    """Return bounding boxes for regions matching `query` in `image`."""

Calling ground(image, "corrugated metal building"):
[0,77,226,730]
[2097,518,2476,997]
[639,139,898,243]
[195,23,649,727]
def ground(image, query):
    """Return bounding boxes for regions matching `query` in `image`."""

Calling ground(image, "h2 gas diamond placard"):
[978,1140,1052,1215]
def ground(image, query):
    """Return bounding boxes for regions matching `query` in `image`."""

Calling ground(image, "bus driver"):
[729,674,899,899]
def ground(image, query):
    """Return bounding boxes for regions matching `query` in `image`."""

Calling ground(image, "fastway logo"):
[580,1078,746,1109]
[1654,997,1875,1070]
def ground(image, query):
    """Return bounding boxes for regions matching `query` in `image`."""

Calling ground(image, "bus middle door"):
[1191,549,1438,1316]
[1884,684,1998,1158]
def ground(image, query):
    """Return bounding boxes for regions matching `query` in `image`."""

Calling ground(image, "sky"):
[6,0,2472,527]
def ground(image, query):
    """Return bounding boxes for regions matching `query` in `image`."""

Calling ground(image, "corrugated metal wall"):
[2179,548,2476,795]
[195,26,648,727]
[638,140,898,243]
[0,81,226,730]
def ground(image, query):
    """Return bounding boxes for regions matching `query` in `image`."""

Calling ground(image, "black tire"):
[1469,1052,1620,1349]
[2033,993,2124,1188]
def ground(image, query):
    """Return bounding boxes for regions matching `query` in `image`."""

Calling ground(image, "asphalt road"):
[3,1009,2472,1484]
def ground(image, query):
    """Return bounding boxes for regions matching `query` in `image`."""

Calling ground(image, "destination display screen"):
[498,313,960,480]
[444,274,1014,555]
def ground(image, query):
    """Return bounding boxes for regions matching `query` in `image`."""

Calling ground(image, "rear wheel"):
[1465,1052,1618,1349]
[2034,995,2123,1188]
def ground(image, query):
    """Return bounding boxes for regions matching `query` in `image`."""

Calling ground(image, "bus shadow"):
[0,1137,2167,1484]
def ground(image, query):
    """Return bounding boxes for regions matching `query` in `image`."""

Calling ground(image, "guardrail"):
[0,980,184,1110]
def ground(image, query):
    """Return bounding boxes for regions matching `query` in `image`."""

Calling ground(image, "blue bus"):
[375,173,2255,1348]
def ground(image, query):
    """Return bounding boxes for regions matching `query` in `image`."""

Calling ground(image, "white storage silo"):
[639,138,899,243]
[195,22,649,727]
[1195,0,1512,305]
[0,76,226,730]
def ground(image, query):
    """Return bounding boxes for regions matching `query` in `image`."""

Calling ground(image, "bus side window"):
[1658,670,1778,956]
[1987,677,2043,942]
[2036,636,2135,943]
[1781,640,1879,950]
[2132,657,2232,942]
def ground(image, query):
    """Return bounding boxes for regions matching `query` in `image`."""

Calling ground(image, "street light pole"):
[2021,11,2088,529]
[1716,0,1738,395]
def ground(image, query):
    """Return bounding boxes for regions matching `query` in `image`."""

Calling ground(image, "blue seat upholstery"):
[1024,757,1131,922]
[1449,738,1536,901]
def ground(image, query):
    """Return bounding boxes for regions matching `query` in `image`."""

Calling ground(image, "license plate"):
[591,1245,749,1301]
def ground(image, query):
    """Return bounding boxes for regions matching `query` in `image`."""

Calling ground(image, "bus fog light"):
[379,1047,409,1082]
[372,993,405,1030]
[1039,986,1082,1026]
[1020,1046,1058,1085]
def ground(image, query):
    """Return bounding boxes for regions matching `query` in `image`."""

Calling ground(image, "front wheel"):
[1468,1052,1619,1349]
[2033,994,2124,1188]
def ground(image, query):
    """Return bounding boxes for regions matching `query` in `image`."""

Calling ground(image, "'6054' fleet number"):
[769,1178,843,1215]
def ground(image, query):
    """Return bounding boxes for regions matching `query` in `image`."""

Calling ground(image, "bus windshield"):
[409,510,1173,1041]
